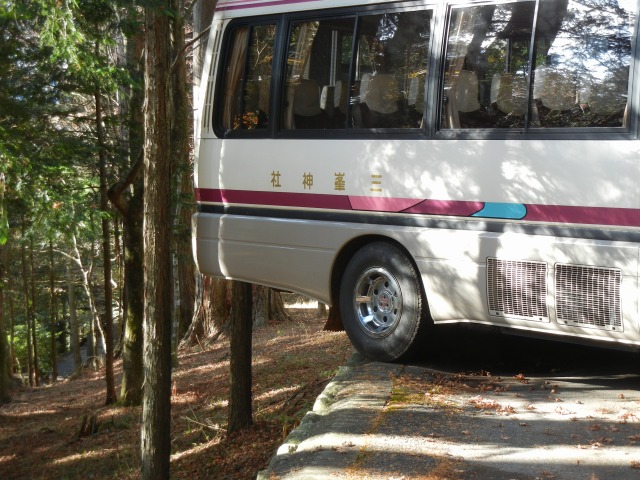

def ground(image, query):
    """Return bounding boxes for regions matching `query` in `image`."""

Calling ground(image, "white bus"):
[193,0,640,360]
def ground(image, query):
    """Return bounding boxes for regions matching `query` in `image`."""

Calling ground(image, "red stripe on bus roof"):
[216,0,322,11]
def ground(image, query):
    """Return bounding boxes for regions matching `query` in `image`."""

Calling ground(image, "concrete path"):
[259,349,640,480]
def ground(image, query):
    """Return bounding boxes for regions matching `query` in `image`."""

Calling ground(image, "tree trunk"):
[28,238,39,385]
[0,242,9,401]
[68,267,82,372]
[109,14,145,407]
[119,185,144,405]
[0,175,7,399]
[21,238,34,386]
[95,67,117,404]
[171,0,195,345]
[8,270,15,375]
[182,276,230,346]
[141,2,173,478]
[228,281,253,433]
[253,287,292,327]
[49,240,58,382]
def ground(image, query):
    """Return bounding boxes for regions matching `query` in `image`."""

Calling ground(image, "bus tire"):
[339,242,426,362]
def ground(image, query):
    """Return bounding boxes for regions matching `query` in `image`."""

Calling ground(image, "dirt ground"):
[0,306,353,480]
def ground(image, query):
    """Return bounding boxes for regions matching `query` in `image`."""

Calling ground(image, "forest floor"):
[0,303,353,480]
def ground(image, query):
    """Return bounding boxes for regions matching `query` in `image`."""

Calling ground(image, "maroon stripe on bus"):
[524,204,640,227]
[196,188,352,210]
[195,188,640,227]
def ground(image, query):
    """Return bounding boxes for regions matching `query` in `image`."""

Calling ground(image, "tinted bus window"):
[282,9,432,130]
[282,18,356,129]
[219,24,277,131]
[532,0,635,128]
[442,2,535,129]
[441,0,636,130]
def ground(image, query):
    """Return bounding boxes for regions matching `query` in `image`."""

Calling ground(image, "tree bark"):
[29,238,39,385]
[171,0,195,345]
[68,267,82,372]
[95,67,117,404]
[118,183,144,405]
[141,2,173,478]
[21,236,34,386]
[8,267,15,376]
[182,276,230,346]
[253,287,292,327]
[0,242,9,401]
[110,15,145,407]
[228,281,253,433]
[49,240,58,382]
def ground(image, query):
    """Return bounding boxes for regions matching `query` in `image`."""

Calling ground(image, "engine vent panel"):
[487,258,548,321]
[555,264,622,331]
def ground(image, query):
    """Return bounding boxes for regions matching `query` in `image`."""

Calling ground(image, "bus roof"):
[214,0,397,18]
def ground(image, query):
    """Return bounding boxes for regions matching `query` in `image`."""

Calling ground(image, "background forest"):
[0,0,208,403]
[0,1,329,477]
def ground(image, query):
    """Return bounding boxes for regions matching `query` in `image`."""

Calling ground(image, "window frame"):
[212,0,640,141]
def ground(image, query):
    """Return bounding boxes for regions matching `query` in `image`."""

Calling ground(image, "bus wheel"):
[339,242,426,362]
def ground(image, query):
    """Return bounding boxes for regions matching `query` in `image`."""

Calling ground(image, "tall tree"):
[109,8,145,407]
[95,44,117,404]
[141,1,173,477]
[49,240,58,382]
[0,173,9,401]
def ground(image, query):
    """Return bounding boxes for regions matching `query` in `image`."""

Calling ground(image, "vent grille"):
[202,26,222,133]
[555,264,622,331]
[487,258,548,321]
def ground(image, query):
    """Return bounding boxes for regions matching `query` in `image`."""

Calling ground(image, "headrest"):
[320,85,332,111]
[408,77,425,112]
[492,73,527,115]
[293,79,322,117]
[334,81,348,114]
[536,69,575,111]
[586,67,629,114]
[361,73,399,114]
[455,70,480,113]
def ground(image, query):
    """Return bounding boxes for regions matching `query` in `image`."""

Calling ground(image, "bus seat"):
[492,73,527,115]
[332,80,349,127]
[587,68,628,116]
[292,79,327,129]
[334,81,348,114]
[362,73,400,114]
[359,73,402,127]
[537,70,576,111]
[455,70,480,113]
[408,76,425,113]
[320,85,334,115]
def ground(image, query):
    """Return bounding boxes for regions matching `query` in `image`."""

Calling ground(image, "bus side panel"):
[194,209,640,346]
[194,212,379,302]
[416,231,640,345]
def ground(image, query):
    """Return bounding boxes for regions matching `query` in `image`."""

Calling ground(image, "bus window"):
[351,10,432,129]
[441,2,535,129]
[531,0,635,128]
[281,9,431,130]
[282,18,355,130]
[441,0,636,131]
[219,24,277,131]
